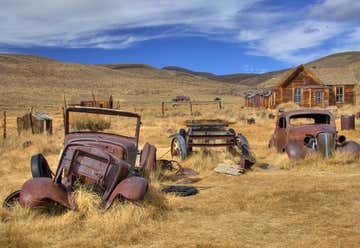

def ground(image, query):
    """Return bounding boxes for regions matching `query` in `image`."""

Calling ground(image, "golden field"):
[0,54,360,247]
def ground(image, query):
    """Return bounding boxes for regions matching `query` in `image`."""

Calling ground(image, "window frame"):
[293,88,302,104]
[315,91,323,104]
[335,86,344,103]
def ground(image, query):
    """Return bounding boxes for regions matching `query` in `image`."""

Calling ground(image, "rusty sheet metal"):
[286,141,307,160]
[140,143,157,177]
[338,141,360,156]
[102,177,148,210]
[19,178,75,209]
[341,115,355,130]
[3,190,21,208]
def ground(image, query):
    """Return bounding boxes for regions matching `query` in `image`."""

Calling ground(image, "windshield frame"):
[65,107,141,144]
[288,113,333,127]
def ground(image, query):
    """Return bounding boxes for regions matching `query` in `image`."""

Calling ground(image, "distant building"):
[245,65,357,108]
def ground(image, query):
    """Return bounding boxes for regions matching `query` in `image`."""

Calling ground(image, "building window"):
[336,87,344,103]
[315,91,322,104]
[294,88,301,104]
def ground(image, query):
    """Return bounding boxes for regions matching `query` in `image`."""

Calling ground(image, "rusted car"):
[269,109,360,159]
[4,107,157,211]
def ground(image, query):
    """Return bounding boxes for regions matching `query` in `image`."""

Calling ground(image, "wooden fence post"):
[3,111,6,139]
[161,102,165,116]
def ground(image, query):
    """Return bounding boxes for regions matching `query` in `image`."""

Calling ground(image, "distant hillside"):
[245,52,360,89]
[0,54,246,110]
[162,66,257,83]
[1,51,359,109]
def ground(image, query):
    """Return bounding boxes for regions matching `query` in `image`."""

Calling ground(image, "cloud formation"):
[0,0,358,64]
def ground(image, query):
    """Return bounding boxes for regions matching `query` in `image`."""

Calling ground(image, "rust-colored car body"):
[269,109,360,159]
[4,107,156,211]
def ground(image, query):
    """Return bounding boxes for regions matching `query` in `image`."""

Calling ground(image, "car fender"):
[285,141,307,160]
[338,141,360,156]
[102,176,148,210]
[19,177,75,209]
[140,143,157,177]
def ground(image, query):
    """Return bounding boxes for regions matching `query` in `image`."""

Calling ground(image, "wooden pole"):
[3,111,6,139]
[61,107,65,131]
[29,107,34,134]
[189,102,193,115]
[161,102,165,116]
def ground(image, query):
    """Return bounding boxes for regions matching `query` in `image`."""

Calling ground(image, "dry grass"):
[0,102,359,248]
[0,54,360,247]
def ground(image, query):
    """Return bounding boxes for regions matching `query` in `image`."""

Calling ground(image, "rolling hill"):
[0,51,359,111]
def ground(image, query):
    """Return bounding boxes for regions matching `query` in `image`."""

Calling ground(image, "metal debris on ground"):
[247,118,255,125]
[162,185,198,196]
[214,163,245,176]
[157,159,199,176]
[22,140,33,149]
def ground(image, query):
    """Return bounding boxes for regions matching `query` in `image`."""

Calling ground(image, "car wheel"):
[171,135,187,161]
[31,154,53,178]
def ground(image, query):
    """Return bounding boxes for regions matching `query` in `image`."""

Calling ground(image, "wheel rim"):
[172,138,182,159]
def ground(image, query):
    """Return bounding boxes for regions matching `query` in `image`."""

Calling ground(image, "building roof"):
[277,65,323,88]
[301,85,330,89]
[309,66,357,85]
[276,65,357,88]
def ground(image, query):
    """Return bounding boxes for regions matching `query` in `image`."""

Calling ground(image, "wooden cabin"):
[244,90,274,108]
[249,65,357,108]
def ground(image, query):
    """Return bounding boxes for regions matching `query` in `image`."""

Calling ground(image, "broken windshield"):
[289,114,332,126]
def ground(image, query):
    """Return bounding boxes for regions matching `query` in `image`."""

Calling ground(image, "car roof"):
[280,109,332,118]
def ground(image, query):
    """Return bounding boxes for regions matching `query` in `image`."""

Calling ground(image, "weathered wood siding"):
[328,85,356,107]
[279,71,322,106]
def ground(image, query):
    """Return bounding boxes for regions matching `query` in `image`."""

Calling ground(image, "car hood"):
[288,124,336,142]
[64,133,137,162]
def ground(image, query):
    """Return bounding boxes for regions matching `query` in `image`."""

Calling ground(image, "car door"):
[274,117,287,152]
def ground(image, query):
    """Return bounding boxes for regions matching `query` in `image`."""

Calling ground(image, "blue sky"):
[1,0,359,74]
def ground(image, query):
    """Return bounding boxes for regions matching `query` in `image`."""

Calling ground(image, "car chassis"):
[170,119,254,167]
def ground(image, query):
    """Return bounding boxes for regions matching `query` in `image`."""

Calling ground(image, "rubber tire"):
[162,186,198,197]
[171,135,187,161]
[235,134,249,148]
[3,190,21,208]
[31,153,52,178]
[179,128,186,139]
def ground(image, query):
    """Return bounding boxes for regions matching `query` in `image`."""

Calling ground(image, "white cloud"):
[0,0,260,48]
[311,0,360,22]
[242,21,346,64]
[0,0,358,65]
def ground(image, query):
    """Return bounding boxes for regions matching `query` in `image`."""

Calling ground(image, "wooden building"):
[244,90,274,108]
[246,65,357,108]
